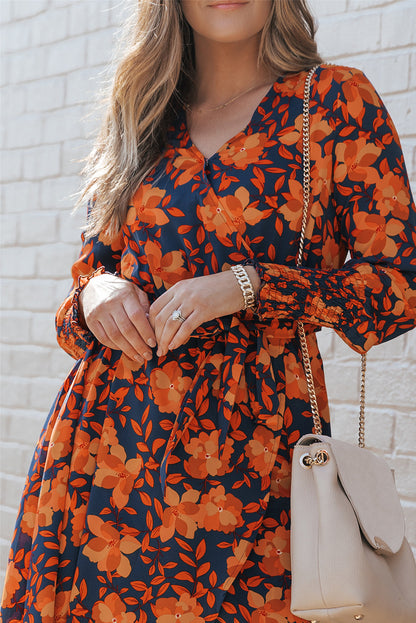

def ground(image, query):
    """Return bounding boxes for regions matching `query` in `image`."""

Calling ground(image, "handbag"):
[289,66,416,623]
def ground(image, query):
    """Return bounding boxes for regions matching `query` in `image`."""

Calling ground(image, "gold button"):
[354,616,364,621]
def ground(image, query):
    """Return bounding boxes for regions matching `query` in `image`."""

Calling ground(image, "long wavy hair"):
[79,0,322,239]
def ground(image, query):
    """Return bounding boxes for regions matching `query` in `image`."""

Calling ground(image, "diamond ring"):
[171,309,186,323]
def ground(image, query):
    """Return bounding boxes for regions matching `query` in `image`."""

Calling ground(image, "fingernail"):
[147,338,156,348]
[134,354,143,363]
[168,342,174,350]
[143,351,152,360]
[156,349,162,357]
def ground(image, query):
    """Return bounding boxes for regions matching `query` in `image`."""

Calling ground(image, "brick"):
[0,477,26,520]
[0,377,30,408]
[0,311,31,344]
[348,0,396,8]
[40,176,80,211]
[369,332,407,359]
[326,404,358,444]
[0,213,18,246]
[0,246,36,278]
[402,502,416,547]
[28,376,65,411]
[357,51,410,95]
[45,36,86,76]
[58,210,84,244]
[410,53,416,88]
[42,104,86,144]
[394,413,416,456]
[391,456,416,499]
[18,212,58,245]
[381,2,416,48]
[9,46,46,83]
[24,76,65,112]
[30,311,59,347]
[309,0,348,16]
[316,12,381,59]
[61,138,91,176]
[6,113,42,149]
[0,19,31,53]
[32,5,68,46]
[23,144,61,180]
[0,344,12,377]
[1,181,40,214]
[65,67,101,106]
[1,408,45,443]
[362,408,395,454]
[0,149,22,183]
[1,84,26,119]
[10,345,53,377]
[366,363,416,407]
[0,509,20,551]
[14,279,67,312]
[108,0,132,27]
[0,0,12,24]
[11,0,48,20]
[35,242,79,278]
[68,0,112,36]
[0,280,17,311]
[50,348,77,377]
[86,29,115,67]
[383,92,416,138]
[316,327,333,359]
[323,364,360,405]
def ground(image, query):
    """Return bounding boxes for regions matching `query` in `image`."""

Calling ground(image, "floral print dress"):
[2,64,416,623]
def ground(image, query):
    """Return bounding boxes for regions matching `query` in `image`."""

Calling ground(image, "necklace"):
[183,81,274,113]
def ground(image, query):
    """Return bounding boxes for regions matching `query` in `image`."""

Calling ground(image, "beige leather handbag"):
[289,66,416,623]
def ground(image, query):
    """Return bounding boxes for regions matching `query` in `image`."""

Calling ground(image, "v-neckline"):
[181,77,283,164]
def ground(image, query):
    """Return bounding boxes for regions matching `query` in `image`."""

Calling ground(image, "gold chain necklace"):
[183,81,274,113]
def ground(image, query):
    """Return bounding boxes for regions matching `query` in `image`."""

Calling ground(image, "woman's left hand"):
[148,267,260,357]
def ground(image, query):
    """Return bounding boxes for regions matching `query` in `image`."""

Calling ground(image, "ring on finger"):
[171,308,187,323]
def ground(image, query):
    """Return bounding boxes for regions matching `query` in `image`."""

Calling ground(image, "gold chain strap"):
[297,65,366,448]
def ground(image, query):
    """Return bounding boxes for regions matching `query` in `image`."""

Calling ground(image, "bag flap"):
[296,434,405,554]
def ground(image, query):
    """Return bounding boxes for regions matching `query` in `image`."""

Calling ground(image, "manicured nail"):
[143,351,152,360]
[134,354,143,363]
[147,338,156,347]
[156,348,162,357]
[168,342,174,350]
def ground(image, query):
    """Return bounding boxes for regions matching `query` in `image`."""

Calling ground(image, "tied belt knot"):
[160,314,317,492]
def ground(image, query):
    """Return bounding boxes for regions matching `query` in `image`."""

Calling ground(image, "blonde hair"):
[80,0,322,239]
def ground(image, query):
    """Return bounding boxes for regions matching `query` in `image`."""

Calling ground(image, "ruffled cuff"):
[56,266,107,359]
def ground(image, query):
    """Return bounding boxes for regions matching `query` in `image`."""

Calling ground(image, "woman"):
[2,0,415,621]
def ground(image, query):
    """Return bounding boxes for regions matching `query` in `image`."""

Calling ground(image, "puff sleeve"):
[55,228,124,360]
[253,67,416,353]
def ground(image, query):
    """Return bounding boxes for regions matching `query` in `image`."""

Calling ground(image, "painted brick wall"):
[1,0,415,582]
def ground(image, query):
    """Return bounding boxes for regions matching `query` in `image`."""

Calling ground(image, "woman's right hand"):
[79,273,157,363]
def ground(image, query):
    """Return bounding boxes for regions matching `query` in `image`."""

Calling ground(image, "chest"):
[186,92,269,160]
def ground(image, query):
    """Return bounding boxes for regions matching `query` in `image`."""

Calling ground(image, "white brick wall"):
[0,0,415,582]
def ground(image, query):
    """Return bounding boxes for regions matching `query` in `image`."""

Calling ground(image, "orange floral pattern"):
[3,65,415,623]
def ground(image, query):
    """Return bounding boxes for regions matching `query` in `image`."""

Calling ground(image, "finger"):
[156,303,192,357]
[125,290,157,348]
[148,289,174,329]
[104,314,149,363]
[167,310,199,351]
[90,320,123,352]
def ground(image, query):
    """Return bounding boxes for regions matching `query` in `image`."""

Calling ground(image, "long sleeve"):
[55,229,124,359]
[254,67,416,353]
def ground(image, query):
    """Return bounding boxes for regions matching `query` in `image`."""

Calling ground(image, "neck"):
[191,32,275,107]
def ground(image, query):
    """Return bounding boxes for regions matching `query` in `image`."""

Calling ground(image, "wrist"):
[230,264,258,310]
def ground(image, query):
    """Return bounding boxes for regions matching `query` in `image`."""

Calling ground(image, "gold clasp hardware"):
[300,449,330,469]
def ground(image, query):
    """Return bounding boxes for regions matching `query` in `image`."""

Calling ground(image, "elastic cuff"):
[72,266,107,330]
